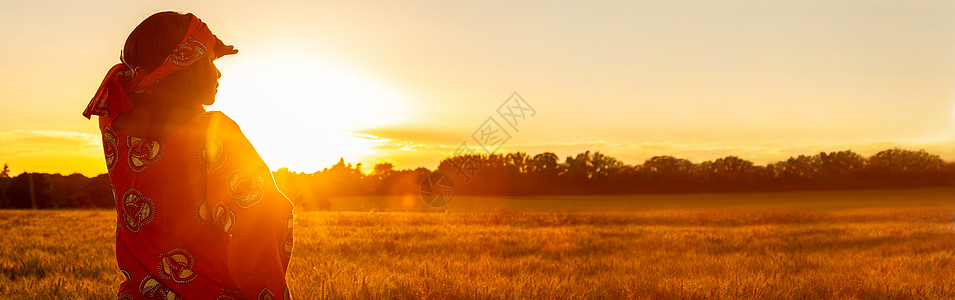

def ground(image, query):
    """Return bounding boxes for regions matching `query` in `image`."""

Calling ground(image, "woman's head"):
[123,11,222,107]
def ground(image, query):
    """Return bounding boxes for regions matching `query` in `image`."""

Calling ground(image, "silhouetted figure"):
[83,11,293,299]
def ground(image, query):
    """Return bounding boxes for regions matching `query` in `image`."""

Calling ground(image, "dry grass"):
[2,189,954,299]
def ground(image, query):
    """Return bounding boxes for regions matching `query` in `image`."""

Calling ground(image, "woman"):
[83,12,294,300]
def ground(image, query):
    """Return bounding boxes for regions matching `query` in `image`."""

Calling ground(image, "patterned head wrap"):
[83,13,237,119]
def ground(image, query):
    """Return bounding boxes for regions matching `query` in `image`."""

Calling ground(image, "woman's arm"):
[202,112,293,298]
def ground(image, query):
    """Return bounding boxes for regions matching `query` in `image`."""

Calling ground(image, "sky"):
[2,0,955,176]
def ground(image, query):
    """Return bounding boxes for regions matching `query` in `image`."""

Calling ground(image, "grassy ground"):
[328,187,955,212]
[1,188,954,299]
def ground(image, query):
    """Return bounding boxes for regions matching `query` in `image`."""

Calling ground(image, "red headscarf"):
[83,13,237,119]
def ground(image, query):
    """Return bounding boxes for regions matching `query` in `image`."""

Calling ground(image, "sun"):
[209,50,407,173]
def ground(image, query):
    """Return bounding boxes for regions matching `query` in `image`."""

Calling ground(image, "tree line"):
[1,148,953,209]
[0,164,113,209]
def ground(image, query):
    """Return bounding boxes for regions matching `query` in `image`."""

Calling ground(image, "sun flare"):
[210,51,407,172]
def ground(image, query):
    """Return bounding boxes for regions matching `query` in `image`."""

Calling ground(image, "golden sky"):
[2,0,955,176]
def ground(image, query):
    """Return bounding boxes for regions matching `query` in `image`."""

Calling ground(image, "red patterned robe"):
[101,111,293,299]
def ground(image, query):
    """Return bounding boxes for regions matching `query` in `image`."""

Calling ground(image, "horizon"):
[2,145,950,177]
[3,0,955,176]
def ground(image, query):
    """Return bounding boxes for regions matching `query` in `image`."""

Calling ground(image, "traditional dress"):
[84,13,293,300]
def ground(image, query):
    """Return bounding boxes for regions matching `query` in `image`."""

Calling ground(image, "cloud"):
[360,126,465,146]
[0,130,99,152]
[0,130,104,176]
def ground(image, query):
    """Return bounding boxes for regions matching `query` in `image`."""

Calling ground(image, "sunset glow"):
[7,3,955,299]
[2,1,955,176]
[210,50,409,172]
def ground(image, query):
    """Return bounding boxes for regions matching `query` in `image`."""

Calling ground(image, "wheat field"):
[2,188,954,299]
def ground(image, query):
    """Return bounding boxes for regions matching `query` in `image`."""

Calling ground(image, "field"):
[2,188,954,299]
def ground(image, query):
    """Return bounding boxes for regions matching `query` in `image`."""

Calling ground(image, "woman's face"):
[149,48,221,108]
[196,52,221,106]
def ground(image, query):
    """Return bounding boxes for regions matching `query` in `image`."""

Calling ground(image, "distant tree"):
[592,152,623,179]
[642,156,696,182]
[7,173,52,209]
[81,174,114,208]
[779,155,819,180]
[0,180,9,209]
[564,151,596,180]
[866,148,945,179]
[372,162,395,178]
[522,152,561,194]
[505,152,529,174]
[713,156,753,173]
[318,157,365,196]
[0,164,9,207]
[43,173,113,208]
[358,162,396,194]
[413,167,431,177]
[486,154,507,170]
[47,173,88,208]
[814,150,865,179]
[527,152,560,175]
[701,156,755,186]
[329,158,349,173]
